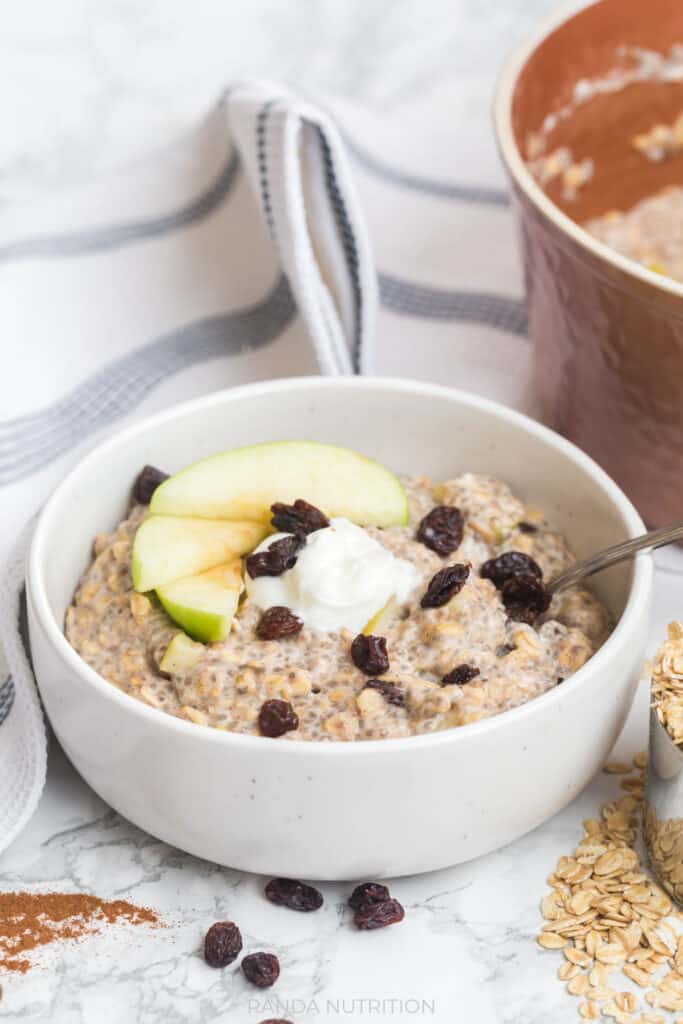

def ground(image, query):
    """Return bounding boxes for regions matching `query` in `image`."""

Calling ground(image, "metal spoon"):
[546,520,683,596]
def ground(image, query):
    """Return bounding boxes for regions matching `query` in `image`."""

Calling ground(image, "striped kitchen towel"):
[0,80,531,852]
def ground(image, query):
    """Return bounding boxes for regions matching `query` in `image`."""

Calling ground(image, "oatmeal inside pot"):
[65,473,611,741]
[521,43,683,284]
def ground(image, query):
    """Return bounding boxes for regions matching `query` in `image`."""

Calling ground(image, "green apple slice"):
[363,597,398,636]
[159,632,204,675]
[132,515,267,593]
[150,441,409,527]
[157,561,244,643]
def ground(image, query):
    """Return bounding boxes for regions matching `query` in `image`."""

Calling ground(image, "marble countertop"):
[2,1,680,1021]
[0,0,560,198]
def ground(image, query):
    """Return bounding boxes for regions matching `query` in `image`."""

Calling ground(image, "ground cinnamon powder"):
[0,892,159,974]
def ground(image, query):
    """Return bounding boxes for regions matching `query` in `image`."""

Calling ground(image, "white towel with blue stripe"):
[0,80,530,852]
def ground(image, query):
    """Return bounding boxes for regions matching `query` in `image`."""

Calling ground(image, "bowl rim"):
[27,374,652,758]
[493,0,683,300]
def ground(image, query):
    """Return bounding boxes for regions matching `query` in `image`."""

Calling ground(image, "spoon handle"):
[547,520,683,595]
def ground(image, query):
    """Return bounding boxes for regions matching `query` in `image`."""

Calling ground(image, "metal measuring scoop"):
[559,519,683,905]
[547,519,683,595]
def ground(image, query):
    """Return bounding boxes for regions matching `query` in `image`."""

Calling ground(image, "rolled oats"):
[602,1001,634,1023]
[589,964,613,987]
[596,944,627,966]
[568,974,591,996]
[616,992,640,1014]
[538,931,568,950]
[568,948,595,968]
[586,984,616,1002]
[537,745,683,1022]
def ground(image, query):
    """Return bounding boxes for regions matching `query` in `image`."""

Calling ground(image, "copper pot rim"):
[492,0,683,303]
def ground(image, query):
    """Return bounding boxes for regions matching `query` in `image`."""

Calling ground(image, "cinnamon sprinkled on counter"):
[0,892,159,974]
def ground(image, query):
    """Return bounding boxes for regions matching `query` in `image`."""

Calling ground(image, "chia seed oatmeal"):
[65,473,611,741]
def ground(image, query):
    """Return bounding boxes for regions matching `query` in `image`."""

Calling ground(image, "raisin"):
[496,643,515,657]
[479,551,542,590]
[348,882,390,911]
[203,921,243,967]
[365,679,405,708]
[351,634,389,676]
[265,877,323,912]
[242,952,280,988]
[501,573,551,624]
[442,664,480,686]
[416,505,464,556]
[420,563,470,608]
[132,465,169,504]
[258,699,299,737]
[517,521,539,534]
[354,897,405,930]
[246,535,302,579]
[271,498,329,536]
[256,606,304,641]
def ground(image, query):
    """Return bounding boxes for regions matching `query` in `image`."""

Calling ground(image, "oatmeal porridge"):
[65,453,611,742]
[520,44,683,284]
[585,186,683,283]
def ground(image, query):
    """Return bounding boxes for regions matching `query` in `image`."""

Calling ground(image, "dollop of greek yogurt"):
[245,517,420,634]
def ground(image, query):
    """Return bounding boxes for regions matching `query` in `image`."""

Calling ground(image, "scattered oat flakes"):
[616,991,640,1014]
[537,742,683,1023]
[568,974,591,996]
[603,1000,635,1023]
[538,931,568,949]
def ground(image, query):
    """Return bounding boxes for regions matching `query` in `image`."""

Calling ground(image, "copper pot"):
[494,0,683,527]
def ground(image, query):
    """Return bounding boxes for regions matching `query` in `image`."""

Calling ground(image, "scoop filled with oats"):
[646,622,683,910]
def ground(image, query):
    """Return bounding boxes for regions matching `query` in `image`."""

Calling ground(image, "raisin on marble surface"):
[348,882,391,912]
[265,878,323,912]
[242,952,280,988]
[354,898,405,930]
[204,921,242,967]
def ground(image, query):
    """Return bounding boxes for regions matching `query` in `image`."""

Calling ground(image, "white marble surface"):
[0,0,560,197]
[3,1,682,1021]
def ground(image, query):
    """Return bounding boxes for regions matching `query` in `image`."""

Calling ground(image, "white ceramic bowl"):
[27,377,652,880]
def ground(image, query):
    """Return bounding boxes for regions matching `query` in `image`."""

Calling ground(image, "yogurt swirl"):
[245,517,420,634]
